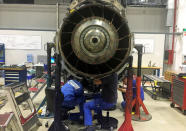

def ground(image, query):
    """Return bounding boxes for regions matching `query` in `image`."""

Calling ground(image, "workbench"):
[133,67,160,77]
[142,74,171,100]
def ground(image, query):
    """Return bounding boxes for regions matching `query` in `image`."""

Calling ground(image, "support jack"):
[119,56,134,131]
[132,45,152,121]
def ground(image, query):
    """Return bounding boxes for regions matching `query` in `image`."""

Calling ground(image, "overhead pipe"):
[168,0,177,64]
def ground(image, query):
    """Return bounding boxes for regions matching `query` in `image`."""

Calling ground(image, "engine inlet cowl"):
[59,1,132,78]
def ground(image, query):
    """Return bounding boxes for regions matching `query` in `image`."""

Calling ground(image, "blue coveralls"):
[84,73,118,126]
[121,79,145,109]
[61,80,84,115]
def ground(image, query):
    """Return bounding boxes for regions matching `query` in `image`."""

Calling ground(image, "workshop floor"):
[1,81,186,131]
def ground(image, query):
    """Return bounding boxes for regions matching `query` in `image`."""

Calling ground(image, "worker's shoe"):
[79,126,95,131]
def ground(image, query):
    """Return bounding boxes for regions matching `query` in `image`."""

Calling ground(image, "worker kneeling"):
[81,73,118,131]
[61,78,85,119]
[118,76,144,110]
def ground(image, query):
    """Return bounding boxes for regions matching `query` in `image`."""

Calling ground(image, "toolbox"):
[171,77,186,115]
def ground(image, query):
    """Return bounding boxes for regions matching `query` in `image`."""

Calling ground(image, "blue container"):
[27,54,33,63]
[0,43,5,64]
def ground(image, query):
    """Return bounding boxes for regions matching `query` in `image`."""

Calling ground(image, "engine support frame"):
[131,45,152,122]
[119,56,134,131]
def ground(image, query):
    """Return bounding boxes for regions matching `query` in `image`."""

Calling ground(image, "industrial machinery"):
[47,0,146,131]
[58,0,133,79]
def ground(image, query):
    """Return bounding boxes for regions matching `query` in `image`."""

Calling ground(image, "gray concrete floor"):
[1,81,186,131]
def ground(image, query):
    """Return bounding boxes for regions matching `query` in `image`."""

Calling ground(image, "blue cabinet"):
[4,69,27,85]
[0,43,5,64]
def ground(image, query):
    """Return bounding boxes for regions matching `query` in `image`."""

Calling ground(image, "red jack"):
[119,56,134,131]
[131,45,151,121]
[119,45,152,131]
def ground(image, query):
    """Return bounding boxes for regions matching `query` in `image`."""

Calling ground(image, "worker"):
[61,77,84,116]
[80,73,118,131]
[118,76,144,109]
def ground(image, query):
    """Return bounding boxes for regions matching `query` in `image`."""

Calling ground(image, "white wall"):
[126,7,167,32]
[133,34,165,75]
[0,30,55,65]
[0,4,68,31]
[0,4,167,67]
[0,4,167,33]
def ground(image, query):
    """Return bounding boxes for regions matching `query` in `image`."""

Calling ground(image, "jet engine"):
[58,0,133,78]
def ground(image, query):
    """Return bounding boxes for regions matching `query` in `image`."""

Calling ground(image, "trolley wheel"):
[183,110,186,115]
[170,103,175,108]
[37,121,42,127]
[45,121,48,128]
[151,95,154,99]
[110,127,114,131]
[152,95,157,100]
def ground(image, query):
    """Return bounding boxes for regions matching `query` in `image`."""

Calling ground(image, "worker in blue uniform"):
[80,73,118,131]
[118,76,144,109]
[61,78,84,116]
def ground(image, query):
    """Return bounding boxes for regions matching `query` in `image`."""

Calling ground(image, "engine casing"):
[58,0,133,78]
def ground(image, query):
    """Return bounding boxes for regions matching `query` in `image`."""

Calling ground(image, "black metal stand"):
[135,45,143,78]
[48,53,66,131]
[119,56,134,131]
[47,43,54,88]
[132,44,152,121]
[54,54,63,131]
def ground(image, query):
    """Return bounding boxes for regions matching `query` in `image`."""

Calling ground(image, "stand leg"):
[54,54,63,131]
[132,45,151,121]
[119,56,134,131]
[47,43,53,88]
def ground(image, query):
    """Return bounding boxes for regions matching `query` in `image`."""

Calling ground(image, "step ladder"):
[0,112,20,131]
[4,82,41,131]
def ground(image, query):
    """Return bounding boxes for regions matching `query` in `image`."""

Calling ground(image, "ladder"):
[5,82,41,131]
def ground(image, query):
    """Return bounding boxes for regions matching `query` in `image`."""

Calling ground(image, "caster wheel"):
[170,103,175,108]
[152,95,157,100]
[151,95,154,99]
[71,121,75,125]
[154,96,157,100]
[45,122,48,128]
[61,122,70,131]
[37,121,42,127]
[183,110,186,115]
[95,124,101,130]
[110,127,114,131]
